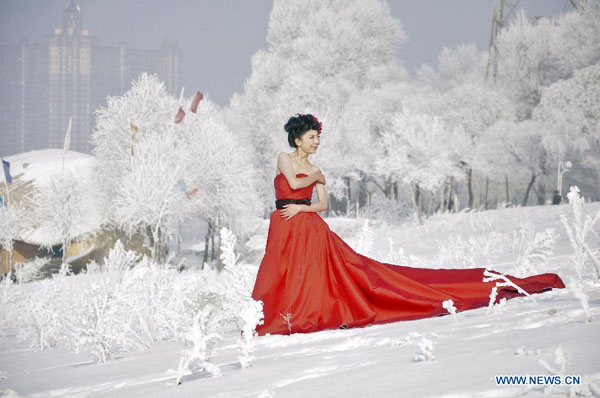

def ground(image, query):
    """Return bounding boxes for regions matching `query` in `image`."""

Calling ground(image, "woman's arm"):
[277,152,319,190]
[299,180,328,213]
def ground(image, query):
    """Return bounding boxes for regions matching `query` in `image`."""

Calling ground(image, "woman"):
[250,113,565,337]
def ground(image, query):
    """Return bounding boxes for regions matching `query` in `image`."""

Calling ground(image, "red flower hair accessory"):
[312,115,322,135]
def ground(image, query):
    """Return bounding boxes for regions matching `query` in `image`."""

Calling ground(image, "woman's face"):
[295,129,320,154]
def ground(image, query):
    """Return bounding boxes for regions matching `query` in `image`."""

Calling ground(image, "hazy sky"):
[0,0,574,107]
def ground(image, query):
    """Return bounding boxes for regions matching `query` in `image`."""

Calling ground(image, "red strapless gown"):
[250,173,566,336]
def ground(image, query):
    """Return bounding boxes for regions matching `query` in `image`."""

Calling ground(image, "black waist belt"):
[275,198,311,209]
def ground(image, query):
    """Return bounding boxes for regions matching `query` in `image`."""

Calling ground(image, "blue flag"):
[0,195,4,207]
[2,159,11,184]
[176,179,187,192]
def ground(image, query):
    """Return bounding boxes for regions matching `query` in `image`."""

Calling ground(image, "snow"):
[1,202,599,397]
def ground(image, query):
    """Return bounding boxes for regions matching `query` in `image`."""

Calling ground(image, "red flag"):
[185,187,199,199]
[190,91,204,113]
[174,106,185,124]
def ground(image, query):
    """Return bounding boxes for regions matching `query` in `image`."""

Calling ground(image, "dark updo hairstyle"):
[283,113,320,148]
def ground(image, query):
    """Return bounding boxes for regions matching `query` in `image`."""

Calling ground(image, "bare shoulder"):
[276,152,291,173]
[278,152,295,162]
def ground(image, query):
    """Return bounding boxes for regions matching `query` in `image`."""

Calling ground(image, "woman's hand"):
[280,204,302,220]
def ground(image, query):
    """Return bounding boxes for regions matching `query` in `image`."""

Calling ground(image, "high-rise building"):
[0,0,183,157]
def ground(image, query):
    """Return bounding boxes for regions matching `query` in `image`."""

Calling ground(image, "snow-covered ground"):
[1,202,599,398]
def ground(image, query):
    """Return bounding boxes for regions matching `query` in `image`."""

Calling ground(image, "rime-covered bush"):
[0,230,264,371]
[434,231,513,269]
[513,223,557,277]
[559,185,599,323]
[560,186,600,283]
[13,257,46,283]
[175,227,263,381]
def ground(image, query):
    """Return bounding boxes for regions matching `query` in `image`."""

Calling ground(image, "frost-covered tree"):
[475,119,551,206]
[414,42,516,209]
[28,168,103,263]
[557,0,600,73]
[178,97,262,259]
[332,76,413,205]
[412,5,599,209]
[531,63,600,201]
[417,43,488,91]
[494,10,570,120]
[494,2,600,121]
[112,129,199,263]
[92,73,179,224]
[93,73,261,264]
[0,200,28,272]
[93,73,184,262]
[226,0,408,209]
[420,82,516,208]
[533,64,600,163]
[375,107,468,222]
[432,83,515,208]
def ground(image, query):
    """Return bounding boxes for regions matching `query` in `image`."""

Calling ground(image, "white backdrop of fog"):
[0,0,574,107]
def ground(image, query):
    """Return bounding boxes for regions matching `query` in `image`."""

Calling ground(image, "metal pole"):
[2,180,9,205]
[557,160,563,193]
[557,160,571,196]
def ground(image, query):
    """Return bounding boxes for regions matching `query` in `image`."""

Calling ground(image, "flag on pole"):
[0,195,5,207]
[176,179,199,199]
[190,91,204,113]
[2,159,11,184]
[130,122,139,156]
[63,116,72,155]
